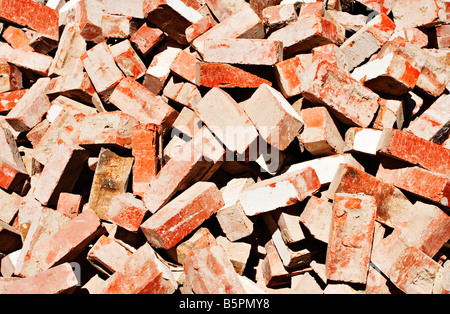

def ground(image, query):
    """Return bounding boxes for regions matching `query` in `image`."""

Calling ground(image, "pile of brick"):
[0,0,449,294]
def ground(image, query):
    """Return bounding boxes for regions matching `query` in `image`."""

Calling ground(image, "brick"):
[0,125,26,171]
[301,60,380,128]
[80,42,124,95]
[28,208,104,275]
[340,13,396,71]
[14,207,71,277]
[434,262,450,294]
[300,106,344,157]
[0,42,13,61]
[145,0,203,45]
[0,90,27,114]
[388,27,429,48]
[33,142,89,206]
[144,47,182,94]
[109,78,178,132]
[1,263,78,294]
[142,139,213,214]
[373,98,404,130]
[87,235,132,275]
[104,193,147,232]
[169,49,201,85]
[185,15,216,43]
[183,243,246,293]
[110,40,146,80]
[129,24,165,56]
[131,123,162,197]
[46,72,98,105]
[273,53,312,98]
[324,10,367,33]
[0,249,21,278]
[299,196,333,244]
[141,182,224,249]
[262,3,298,32]
[396,201,450,258]
[298,1,324,17]
[0,189,21,225]
[312,43,349,73]
[216,236,251,275]
[239,167,320,216]
[216,178,255,242]
[170,227,217,264]
[0,0,59,41]
[352,51,421,96]
[203,38,283,66]
[325,193,377,284]
[162,77,202,109]
[88,148,134,220]
[0,157,29,192]
[204,0,250,22]
[285,153,364,186]
[377,128,450,179]
[343,127,382,156]
[242,83,303,151]
[102,14,131,39]
[356,0,395,15]
[56,193,83,219]
[291,271,323,294]
[194,87,259,155]
[73,0,105,43]
[78,112,139,149]
[376,159,450,207]
[102,243,178,294]
[102,0,145,19]
[261,239,290,287]
[327,164,413,228]
[2,26,33,52]
[267,14,341,57]
[196,62,273,88]
[371,230,443,294]
[391,0,443,30]
[273,205,306,244]
[406,94,450,141]
[8,49,53,76]
[191,7,265,57]
[0,62,21,94]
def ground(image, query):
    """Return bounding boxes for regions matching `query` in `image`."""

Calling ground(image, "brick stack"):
[0,0,449,295]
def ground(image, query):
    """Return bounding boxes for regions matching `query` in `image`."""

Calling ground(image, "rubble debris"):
[0,0,449,296]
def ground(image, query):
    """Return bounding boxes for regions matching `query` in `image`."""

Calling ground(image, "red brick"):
[299,2,324,17]
[0,0,59,41]
[0,220,22,254]
[102,243,177,294]
[8,49,53,76]
[33,142,90,206]
[130,24,165,56]
[141,182,224,249]
[312,43,349,72]
[328,164,413,228]
[0,188,21,225]
[73,0,105,43]
[172,227,217,264]
[326,193,377,284]
[261,239,290,287]
[29,208,105,274]
[274,53,312,98]
[377,160,450,207]
[183,243,247,293]
[87,235,132,275]
[78,112,139,149]
[203,38,283,66]
[357,0,394,15]
[0,89,27,114]
[2,26,33,52]
[144,47,182,94]
[1,263,78,294]
[185,15,216,43]
[191,7,264,57]
[56,193,83,219]
[131,123,162,197]
[109,77,178,132]
[0,157,29,191]
[46,72,98,105]
[391,0,443,29]
[110,40,146,80]
[196,62,272,88]
[299,196,333,244]
[371,230,443,294]
[267,14,341,57]
[104,193,147,232]
[377,128,450,179]
[300,106,345,156]
[80,42,124,95]
[238,167,320,216]
[262,3,298,32]
[302,60,380,128]
[170,49,201,85]
[102,14,131,39]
